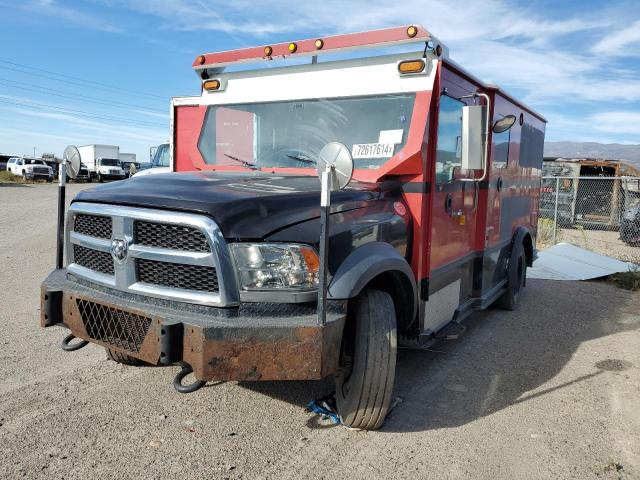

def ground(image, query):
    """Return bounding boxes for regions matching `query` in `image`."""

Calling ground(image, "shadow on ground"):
[240,279,639,432]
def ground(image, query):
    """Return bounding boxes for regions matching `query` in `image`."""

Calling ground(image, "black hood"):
[73,172,382,238]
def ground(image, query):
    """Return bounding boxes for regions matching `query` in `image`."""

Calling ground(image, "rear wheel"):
[496,240,527,310]
[335,289,397,430]
[105,348,144,366]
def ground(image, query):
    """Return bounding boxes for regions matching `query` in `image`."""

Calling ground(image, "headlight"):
[48,167,53,174]
[230,243,319,291]
[26,165,33,171]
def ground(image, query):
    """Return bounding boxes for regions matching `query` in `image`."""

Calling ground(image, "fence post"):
[552,177,560,245]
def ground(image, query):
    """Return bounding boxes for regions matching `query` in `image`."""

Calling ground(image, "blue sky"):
[1,0,639,161]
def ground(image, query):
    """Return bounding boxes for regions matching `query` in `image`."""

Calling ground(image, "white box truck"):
[77,144,126,182]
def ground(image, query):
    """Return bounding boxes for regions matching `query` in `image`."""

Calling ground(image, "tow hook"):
[173,362,206,394]
[60,333,89,352]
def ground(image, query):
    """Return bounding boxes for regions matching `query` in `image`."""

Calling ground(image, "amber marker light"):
[203,79,221,91]
[264,46,273,56]
[398,59,426,74]
[314,39,324,49]
[407,25,418,38]
[288,42,297,53]
[196,55,206,65]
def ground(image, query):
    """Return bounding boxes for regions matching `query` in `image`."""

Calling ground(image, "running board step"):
[434,322,466,340]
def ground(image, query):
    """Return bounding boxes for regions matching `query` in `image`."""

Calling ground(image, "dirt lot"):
[1,183,639,479]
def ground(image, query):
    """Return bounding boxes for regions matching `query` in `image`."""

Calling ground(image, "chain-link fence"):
[538,176,640,264]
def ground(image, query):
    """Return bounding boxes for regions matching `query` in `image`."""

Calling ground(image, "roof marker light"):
[407,25,418,38]
[203,79,221,91]
[196,55,206,65]
[314,39,324,49]
[288,42,297,53]
[264,46,273,56]
[398,59,426,74]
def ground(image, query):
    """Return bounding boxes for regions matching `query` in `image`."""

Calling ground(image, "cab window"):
[435,95,464,183]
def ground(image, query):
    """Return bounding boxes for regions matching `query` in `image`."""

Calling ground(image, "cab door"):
[424,92,479,333]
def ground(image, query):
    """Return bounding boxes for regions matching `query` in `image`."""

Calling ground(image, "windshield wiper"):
[223,153,260,170]
[286,154,316,165]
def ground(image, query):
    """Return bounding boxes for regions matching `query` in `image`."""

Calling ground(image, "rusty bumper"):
[41,269,346,381]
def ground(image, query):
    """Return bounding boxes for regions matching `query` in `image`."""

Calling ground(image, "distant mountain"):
[544,142,640,167]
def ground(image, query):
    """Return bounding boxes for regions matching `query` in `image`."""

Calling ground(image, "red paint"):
[174,105,207,172]
[193,25,431,68]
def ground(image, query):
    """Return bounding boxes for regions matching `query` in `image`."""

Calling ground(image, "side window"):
[435,95,464,183]
[492,128,510,169]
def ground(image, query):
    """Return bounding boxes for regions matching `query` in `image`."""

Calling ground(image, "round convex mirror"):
[63,145,81,179]
[316,142,354,191]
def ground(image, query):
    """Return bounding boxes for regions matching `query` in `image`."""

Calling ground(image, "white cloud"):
[1,0,123,33]
[591,111,640,135]
[593,20,640,56]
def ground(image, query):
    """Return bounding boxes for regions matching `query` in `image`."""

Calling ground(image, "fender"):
[328,242,417,321]
[512,226,534,267]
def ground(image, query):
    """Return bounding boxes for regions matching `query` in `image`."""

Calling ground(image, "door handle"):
[497,177,503,191]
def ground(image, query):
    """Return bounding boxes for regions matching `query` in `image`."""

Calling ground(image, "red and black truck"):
[41,25,545,430]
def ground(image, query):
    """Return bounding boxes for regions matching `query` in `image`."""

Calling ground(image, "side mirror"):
[493,115,516,133]
[461,105,487,172]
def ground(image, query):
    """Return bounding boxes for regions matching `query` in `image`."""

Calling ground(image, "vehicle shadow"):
[240,279,639,432]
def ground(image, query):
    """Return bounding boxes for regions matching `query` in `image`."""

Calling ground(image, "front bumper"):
[26,172,52,180]
[41,269,346,382]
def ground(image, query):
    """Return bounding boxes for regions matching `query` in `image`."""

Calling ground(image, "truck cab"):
[41,25,545,430]
[95,158,126,182]
[132,142,171,177]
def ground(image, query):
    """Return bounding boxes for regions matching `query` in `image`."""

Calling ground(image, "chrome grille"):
[134,221,210,252]
[74,214,112,239]
[137,259,218,292]
[77,299,151,353]
[73,244,114,275]
[66,203,239,307]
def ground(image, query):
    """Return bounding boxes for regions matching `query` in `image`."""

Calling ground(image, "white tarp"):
[528,243,637,281]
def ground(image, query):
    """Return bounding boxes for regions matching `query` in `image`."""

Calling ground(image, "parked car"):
[9,158,53,181]
[67,163,91,183]
[620,204,640,245]
[5,157,20,172]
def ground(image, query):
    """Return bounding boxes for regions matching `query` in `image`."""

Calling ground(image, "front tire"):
[335,289,397,430]
[496,240,527,310]
[97,173,103,183]
[105,348,143,366]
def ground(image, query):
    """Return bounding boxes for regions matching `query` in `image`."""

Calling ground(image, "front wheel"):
[105,348,144,365]
[496,240,527,310]
[335,289,397,430]
[97,173,103,182]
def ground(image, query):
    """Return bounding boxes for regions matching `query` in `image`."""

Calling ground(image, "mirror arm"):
[459,92,490,183]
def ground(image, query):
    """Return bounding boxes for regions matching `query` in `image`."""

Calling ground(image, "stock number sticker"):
[352,143,395,159]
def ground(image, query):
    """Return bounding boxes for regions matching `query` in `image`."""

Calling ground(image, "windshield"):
[152,144,170,167]
[26,159,46,165]
[197,94,415,170]
[100,159,121,167]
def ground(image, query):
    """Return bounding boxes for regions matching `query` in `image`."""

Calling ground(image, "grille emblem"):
[111,238,128,262]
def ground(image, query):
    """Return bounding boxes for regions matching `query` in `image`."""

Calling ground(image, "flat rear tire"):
[496,240,527,310]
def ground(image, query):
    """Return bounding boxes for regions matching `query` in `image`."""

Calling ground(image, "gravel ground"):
[1,182,639,480]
